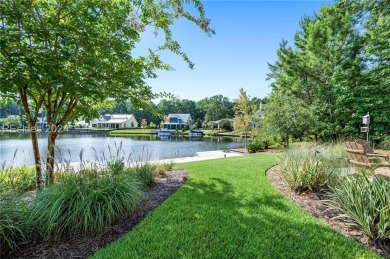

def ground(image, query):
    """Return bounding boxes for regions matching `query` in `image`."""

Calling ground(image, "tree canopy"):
[0,0,214,189]
[266,0,390,141]
[197,95,234,122]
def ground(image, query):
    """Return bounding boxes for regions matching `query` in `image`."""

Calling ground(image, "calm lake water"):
[0,132,245,166]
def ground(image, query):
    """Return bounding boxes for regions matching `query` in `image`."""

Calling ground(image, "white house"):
[91,114,138,129]
[163,114,192,130]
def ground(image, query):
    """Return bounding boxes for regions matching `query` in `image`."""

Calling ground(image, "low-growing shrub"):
[0,195,31,256]
[380,135,390,150]
[277,145,347,193]
[247,139,268,153]
[29,174,143,239]
[328,175,390,240]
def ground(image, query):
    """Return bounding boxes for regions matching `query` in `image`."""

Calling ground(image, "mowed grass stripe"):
[93,154,378,258]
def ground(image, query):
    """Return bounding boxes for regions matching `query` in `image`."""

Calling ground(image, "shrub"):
[219,119,232,131]
[0,195,31,256]
[277,145,347,193]
[380,135,390,150]
[328,175,390,240]
[29,174,143,239]
[247,140,263,153]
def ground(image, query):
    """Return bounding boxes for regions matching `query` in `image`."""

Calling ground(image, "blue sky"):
[140,0,333,102]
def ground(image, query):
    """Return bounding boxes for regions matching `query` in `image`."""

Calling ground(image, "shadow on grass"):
[94,156,377,258]
[169,177,376,258]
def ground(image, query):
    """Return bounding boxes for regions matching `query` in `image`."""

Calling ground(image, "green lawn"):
[93,154,378,258]
[109,129,155,135]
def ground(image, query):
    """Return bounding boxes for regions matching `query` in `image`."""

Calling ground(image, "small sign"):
[363,115,370,125]
[361,127,368,132]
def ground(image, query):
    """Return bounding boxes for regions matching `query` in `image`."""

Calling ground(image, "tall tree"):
[362,0,390,136]
[0,0,214,189]
[267,0,390,141]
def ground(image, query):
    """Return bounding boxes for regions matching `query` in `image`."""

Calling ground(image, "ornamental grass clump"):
[0,195,31,256]
[328,175,390,241]
[0,165,35,194]
[0,149,36,194]
[153,161,175,177]
[125,164,156,188]
[277,145,348,193]
[29,174,143,239]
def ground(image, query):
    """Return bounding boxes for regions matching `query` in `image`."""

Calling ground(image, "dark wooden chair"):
[343,141,389,167]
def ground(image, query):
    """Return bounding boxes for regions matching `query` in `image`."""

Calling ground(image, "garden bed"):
[266,165,390,258]
[7,170,188,259]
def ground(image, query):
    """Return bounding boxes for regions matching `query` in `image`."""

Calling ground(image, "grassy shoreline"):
[109,128,244,138]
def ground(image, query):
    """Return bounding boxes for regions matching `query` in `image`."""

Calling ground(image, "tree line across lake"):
[0,92,265,130]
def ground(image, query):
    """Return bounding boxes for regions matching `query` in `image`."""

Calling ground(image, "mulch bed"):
[266,166,390,258]
[7,169,189,259]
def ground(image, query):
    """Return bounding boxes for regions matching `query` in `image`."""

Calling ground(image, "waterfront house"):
[163,114,192,130]
[251,102,264,129]
[91,114,138,129]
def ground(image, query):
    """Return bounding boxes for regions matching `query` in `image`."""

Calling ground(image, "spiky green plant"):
[329,175,390,240]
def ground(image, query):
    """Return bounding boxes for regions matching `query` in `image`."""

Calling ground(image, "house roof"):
[254,109,263,116]
[92,114,136,124]
[167,114,191,123]
[211,119,233,124]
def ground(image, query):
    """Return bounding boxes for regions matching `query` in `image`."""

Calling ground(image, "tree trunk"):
[46,127,58,186]
[30,129,43,190]
[19,86,44,190]
[286,133,289,148]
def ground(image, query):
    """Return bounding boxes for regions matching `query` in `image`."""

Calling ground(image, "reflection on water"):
[0,132,245,166]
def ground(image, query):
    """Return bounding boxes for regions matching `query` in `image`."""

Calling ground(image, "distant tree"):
[149,122,156,129]
[0,115,22,128]
[160,115,168,129]
[233,88,256,132]
[262,93,314,147]
[219,119,232,131]
[157,99,177,117]
[141,119,148,128]
[208,121,217,130]
[196,118,202,129]
[185,119,193,130]
[197,95,234,122]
